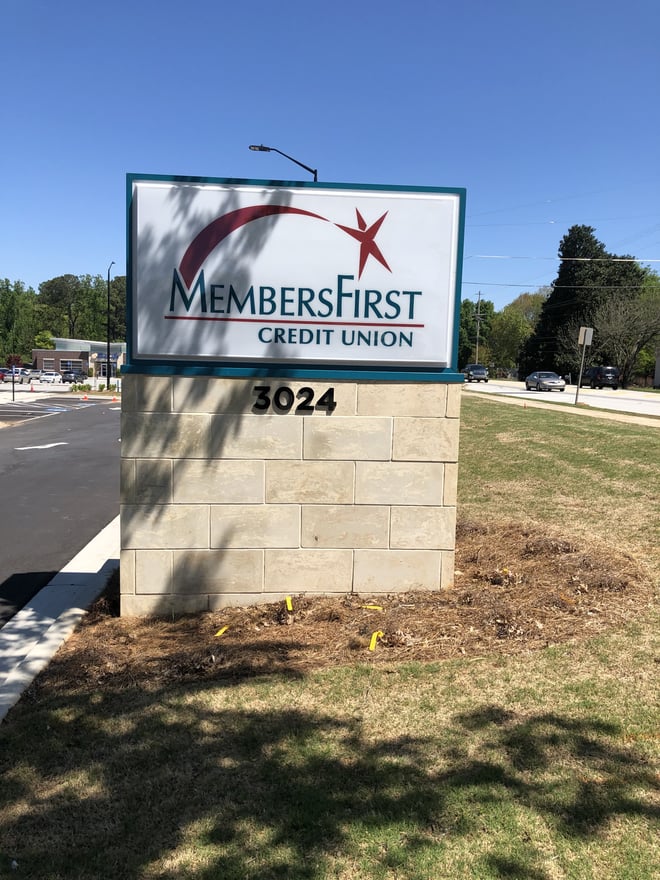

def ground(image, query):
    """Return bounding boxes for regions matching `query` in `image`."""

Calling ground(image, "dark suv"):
[62,371,87,384]
[580,366,620,390]
[463,364,489,383]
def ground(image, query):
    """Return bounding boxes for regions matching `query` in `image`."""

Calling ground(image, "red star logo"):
[336,209,392,279]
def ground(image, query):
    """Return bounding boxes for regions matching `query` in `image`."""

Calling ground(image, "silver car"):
[40,370,63,384]
[525,371,566,392]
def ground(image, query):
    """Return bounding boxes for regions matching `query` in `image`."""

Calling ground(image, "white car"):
[40,370,63,383]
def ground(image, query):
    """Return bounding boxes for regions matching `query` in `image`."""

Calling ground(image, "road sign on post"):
[575,326,594,405]
[578,326,593,346]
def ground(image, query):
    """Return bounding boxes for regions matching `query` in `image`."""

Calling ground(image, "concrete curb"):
[0,516,120,724]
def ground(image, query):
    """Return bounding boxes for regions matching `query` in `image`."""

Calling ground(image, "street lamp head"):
[248,143,318,182]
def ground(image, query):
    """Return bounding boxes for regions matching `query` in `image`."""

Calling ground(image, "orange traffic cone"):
[30,383,34,392]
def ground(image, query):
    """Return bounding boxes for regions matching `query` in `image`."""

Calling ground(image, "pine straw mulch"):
[30,520,656,697]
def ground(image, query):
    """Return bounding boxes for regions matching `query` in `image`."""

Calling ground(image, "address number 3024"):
[252,385,337,414]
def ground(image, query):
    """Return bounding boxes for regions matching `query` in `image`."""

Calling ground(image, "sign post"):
[575,326,593,405]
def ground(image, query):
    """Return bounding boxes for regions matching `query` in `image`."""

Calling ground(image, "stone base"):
[120,375,461,616]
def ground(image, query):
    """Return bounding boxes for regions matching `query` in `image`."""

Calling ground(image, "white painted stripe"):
[14,442,68,450]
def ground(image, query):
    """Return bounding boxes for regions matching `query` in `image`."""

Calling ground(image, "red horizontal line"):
[163,315,424,328]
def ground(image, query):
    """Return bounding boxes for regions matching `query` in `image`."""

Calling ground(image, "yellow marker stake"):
[285,596,293,612]
[362,604,383,611]
[369,630,384,651]
[215,626,229,637]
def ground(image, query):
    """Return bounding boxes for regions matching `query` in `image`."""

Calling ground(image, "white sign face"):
[578,326,594,346]
[128,176,465,373]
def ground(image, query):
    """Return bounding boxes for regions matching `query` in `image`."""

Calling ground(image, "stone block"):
[120,374,138,413]
[357,383,447,416]
[443,463,459,506]
[446,383,462,418]
[393,417,459,462]
[121,412,210,459]
[211,504,300,548]
[301,505,389,548]
[173,459,264,503]
[353,550,442,592]
[211,414,302,459]
[120,459,136,503]
[120,549,135,594]
[173,376,257,413]
[135,550,173,594]
[135,375,172,412]
[265,549,353,592]
[121,594,209,616]
[171,550,264,593]
[121,504,209,549]
[135,459,172,503]
[266,461,354,503]
[355,462,444,505]
[303,417,391,460]
[390,505,456,549]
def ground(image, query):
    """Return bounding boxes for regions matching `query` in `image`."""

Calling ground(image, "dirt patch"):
[29,520,655,697]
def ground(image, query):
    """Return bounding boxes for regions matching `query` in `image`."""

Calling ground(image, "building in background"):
[31,338,126,379]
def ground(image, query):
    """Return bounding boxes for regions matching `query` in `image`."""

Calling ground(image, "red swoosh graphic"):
[179,205,328,287]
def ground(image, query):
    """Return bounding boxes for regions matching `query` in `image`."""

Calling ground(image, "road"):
[462,380,660,420]
[0,397,121,627]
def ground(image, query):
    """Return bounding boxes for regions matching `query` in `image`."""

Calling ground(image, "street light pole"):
[248,144,318,181]
[107,261,115,387]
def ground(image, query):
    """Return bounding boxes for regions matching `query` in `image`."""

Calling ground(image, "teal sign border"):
[125,173,466,383]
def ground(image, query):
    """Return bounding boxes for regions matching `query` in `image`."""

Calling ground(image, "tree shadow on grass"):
[0,695,658,879]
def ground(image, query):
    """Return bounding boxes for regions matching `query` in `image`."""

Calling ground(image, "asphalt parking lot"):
[0,386,109,424]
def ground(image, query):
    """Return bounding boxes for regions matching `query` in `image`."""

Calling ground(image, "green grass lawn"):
[0,396,658,880]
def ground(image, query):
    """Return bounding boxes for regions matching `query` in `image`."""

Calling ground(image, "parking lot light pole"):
[248,144,318,182]
[107,261,115,386]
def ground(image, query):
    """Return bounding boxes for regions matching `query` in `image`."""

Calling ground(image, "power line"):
[466,255,660,263]
[463,281,654,290]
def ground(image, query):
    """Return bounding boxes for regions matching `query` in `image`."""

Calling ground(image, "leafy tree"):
[0,278,39,363]
[38,274,85,337]
[36,273,127,342]
[458,299,476,367]
[490,306,533,370]
[34,330,55,349]
[109,275,127,342]
[521,226,647,375]
[590,270,660,387]
[1,273,127,364]
[458,296,494,366]
[506,289,549,326]
[634,346,656,385]
[489,288,548,372]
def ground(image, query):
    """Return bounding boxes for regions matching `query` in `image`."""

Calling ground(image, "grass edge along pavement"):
[0,395,658,880]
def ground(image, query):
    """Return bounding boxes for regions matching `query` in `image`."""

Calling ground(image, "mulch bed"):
[29,520,655,696]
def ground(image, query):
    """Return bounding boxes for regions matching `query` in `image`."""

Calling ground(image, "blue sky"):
[2,0,658,311]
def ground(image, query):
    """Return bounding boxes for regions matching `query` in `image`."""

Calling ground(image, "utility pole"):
[475,291,482,363]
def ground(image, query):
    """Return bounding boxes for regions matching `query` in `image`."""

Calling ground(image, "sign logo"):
[178,205,391,288]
